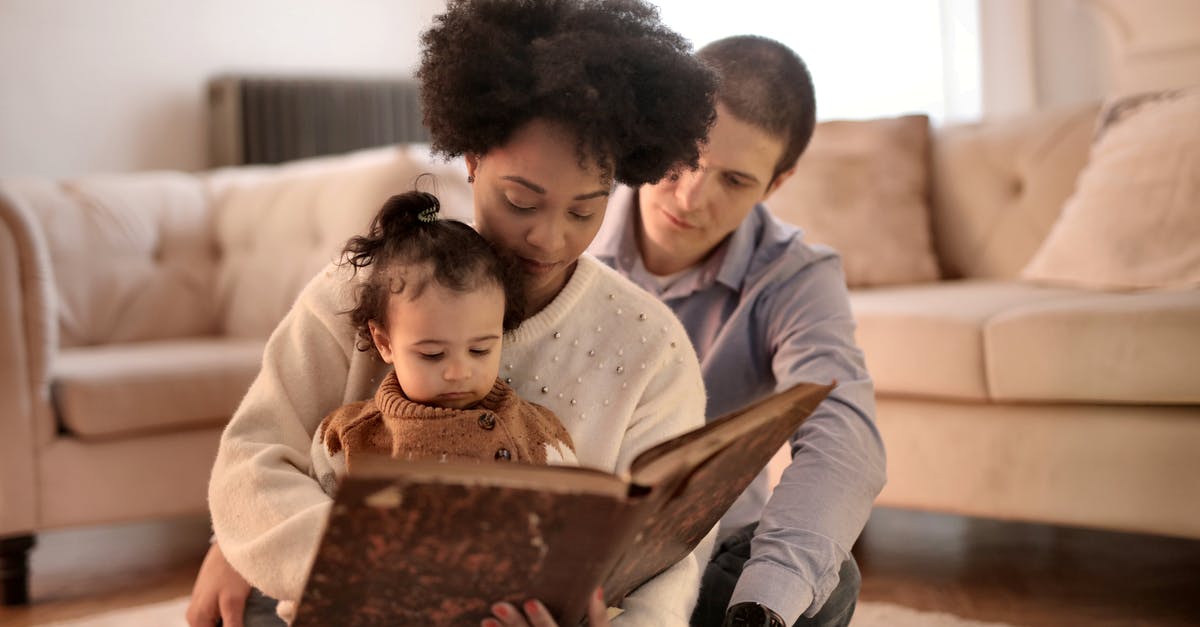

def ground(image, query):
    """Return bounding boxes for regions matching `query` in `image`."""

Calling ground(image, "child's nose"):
[443,359,469,381]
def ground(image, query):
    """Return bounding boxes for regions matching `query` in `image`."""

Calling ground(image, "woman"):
[187,1,717,626]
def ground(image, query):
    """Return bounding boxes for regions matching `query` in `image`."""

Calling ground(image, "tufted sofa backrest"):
[4,173,219,348]
[929,103,1099,279]
[1,144,471,349]
[207,144,471,338]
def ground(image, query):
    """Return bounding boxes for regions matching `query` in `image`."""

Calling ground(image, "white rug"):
[43,597,1019,627]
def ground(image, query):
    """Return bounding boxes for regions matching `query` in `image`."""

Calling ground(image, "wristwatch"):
[723,602,787,627]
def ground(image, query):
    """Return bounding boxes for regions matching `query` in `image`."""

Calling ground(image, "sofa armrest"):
[0,186,57,535]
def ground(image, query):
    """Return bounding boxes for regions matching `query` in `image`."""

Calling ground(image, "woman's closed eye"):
[505,196,536,212]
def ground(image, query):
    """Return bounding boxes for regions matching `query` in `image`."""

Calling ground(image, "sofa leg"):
[1,534,35,606]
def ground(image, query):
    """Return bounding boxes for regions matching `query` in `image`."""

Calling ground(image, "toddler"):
[309,190,576,496]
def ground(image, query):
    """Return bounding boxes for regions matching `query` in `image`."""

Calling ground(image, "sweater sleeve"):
[208,266,369,603]
[611,322,711,626]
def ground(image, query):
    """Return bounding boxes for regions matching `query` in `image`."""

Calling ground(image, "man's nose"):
[673,169,706,213]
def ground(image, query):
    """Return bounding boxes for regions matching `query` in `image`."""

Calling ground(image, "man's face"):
[637,103,792,275]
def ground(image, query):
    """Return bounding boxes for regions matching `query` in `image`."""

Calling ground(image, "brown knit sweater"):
[313,371,576,485]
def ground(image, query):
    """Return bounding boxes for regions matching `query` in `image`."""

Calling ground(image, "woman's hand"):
[482,587,611,627]
[186,542,251,627]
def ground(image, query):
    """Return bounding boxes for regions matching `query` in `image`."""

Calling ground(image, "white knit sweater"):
[208,254,711,626]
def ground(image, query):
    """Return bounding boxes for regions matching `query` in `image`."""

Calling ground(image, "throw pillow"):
[765,114,939,287]
[1020,87,1200,290]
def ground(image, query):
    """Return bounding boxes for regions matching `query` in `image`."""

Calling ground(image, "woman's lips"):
[520,257,558,275]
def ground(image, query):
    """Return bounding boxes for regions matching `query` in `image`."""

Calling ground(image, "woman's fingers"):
[484,599,560,627]
[521,600,559,627]
[587,588,612,626]
[185,543,249,627]
[486,602,529,627]
[218,591,247,627]
[184,599,217,627]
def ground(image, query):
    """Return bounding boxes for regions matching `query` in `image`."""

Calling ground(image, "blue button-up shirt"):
[590,186,886,623]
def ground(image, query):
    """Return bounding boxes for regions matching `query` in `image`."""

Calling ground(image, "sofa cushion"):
[1,173,218,348]
[208,145,470,338]
[1021,87,1200,290]
[52,337,265,439]
[850,281,1081,401]
[767,115,939,287]
[986,289,1200,404]
[930,104,1097,279]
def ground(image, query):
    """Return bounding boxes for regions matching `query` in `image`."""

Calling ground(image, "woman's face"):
[467,119,611,314]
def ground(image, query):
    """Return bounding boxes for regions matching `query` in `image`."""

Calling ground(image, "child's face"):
[370,280,505,409]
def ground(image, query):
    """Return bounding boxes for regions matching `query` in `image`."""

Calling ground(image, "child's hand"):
[481,587,611,627]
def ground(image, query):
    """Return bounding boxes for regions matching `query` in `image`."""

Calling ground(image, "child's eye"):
[419,352,444,361]
[569,211,595,222]
[469,348,492,356]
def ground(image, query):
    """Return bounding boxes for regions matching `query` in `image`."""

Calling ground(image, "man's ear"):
[368,321,395,364]
[761,164,799,204]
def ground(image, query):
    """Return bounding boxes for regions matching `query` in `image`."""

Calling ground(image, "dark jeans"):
[240,587,287,627]
[691,523,860,627]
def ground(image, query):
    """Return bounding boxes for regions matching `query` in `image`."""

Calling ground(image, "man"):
[589,36,886,627]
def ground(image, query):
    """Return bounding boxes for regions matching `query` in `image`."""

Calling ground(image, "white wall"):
[979,0,1108,119]
[0,0,446,177]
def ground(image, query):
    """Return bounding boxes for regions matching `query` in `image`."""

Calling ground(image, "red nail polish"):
[524,600,540,616]
[493,604,509,619]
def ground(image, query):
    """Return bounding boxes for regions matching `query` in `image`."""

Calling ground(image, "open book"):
[292,381,834,627]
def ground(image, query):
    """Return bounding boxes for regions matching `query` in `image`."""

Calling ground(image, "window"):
[652,0,981,124]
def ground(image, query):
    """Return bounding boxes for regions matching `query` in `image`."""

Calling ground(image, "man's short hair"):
[698,35,816,184]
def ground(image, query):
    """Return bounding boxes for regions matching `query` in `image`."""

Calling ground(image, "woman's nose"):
[525,215,564,252]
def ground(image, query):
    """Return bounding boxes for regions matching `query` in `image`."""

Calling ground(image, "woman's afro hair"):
[418,0,717,187]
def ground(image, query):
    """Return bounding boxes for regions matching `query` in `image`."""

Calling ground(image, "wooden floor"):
[2,508,1198,626]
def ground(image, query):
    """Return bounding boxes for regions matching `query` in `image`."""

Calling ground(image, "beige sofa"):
[839,104,1200,540]
[2,103,1198,605]
[0,145,472,603]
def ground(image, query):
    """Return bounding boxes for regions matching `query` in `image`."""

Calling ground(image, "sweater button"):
[495,448,512,461]
[478,413,496,430]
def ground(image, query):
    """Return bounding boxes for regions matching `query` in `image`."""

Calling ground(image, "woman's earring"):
[467,175,475,183]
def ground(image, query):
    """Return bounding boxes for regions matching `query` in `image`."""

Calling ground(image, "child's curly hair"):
[418,0,717,186]
[342,191,526,354]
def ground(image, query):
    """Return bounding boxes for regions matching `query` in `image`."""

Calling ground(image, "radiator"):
[207,75,429,167]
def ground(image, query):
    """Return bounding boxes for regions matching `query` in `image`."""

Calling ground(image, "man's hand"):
[482,587,611,627]
[186,543,251,627]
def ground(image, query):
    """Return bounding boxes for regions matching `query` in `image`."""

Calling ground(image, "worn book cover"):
[292,381,834,627]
